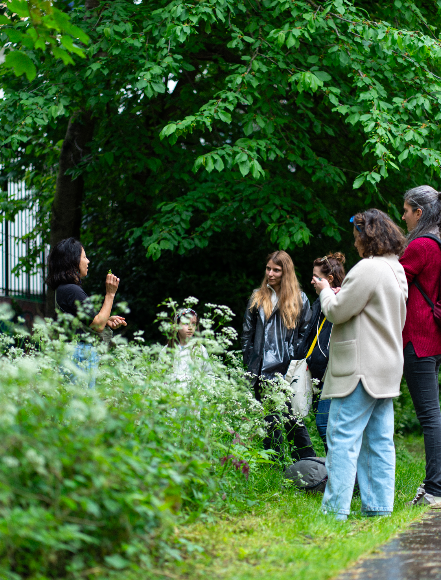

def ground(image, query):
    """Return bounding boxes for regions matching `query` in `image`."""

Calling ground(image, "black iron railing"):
[0,176,47,302]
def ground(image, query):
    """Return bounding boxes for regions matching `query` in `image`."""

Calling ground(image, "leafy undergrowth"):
[0,299,431,580]
[142,436,427,580]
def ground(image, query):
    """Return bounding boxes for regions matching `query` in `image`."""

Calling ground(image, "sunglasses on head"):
[350,216,362,233]
[317,255,333,272]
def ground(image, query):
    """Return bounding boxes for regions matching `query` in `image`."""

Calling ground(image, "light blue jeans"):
[322,381,395,520]
[72,343,99,389]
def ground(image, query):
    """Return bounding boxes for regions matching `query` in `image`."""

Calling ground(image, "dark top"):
[56,284,97,329]
[297,297,332,381]
[241,291,311,386]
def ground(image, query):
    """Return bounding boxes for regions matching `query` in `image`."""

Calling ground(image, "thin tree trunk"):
[46,111,94,317]
[46,0,103,316]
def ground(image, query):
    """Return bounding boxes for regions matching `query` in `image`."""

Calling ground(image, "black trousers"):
[263,411,316,462]
[254,378,316,462]
[403,341,441,496]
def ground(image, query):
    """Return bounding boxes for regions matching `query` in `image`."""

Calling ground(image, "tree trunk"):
[46,111,94,317]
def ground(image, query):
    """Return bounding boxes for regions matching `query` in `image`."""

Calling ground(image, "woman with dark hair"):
[297,252,346,453]
[400,186,441,507]
[47,238,126,387]
[242,250,313,463]
[314,209,407,520]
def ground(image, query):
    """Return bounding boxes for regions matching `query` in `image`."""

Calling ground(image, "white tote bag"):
[285,317,327,417]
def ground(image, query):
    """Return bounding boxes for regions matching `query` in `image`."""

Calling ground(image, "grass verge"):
[144,434,427,580]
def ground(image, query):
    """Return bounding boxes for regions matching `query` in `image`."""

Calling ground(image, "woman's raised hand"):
[105,273,120,296]
[313,276,331,294]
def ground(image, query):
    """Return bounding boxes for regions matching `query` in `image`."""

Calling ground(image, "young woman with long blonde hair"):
[242,250,312,463]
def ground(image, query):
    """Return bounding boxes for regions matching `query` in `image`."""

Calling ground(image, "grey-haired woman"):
[400,186,441,507]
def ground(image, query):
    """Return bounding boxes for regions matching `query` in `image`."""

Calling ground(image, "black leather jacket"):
[297,297,333,381]
[241,291,311,385]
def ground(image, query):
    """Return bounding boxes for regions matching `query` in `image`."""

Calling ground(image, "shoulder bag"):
[285,317,327,417]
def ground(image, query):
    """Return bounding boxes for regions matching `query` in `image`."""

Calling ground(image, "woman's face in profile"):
[311,266,333,294]
[79,247,90,278]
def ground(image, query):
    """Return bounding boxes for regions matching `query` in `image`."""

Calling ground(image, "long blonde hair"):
[249,251,303,329]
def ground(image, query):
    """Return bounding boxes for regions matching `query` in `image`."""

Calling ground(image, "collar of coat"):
[259,285,279,323]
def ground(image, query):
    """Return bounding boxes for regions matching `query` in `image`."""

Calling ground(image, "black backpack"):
[284,457,327,493]
[413,235,441,328]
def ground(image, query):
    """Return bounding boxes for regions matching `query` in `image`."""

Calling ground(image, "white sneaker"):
[407,484,441,508]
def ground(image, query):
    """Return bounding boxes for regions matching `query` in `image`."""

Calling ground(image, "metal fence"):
[0,177,47,301]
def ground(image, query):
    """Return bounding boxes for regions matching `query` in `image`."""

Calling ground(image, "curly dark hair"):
[352,209,406,258]
[46,238,83,290]
[313,252,346,287]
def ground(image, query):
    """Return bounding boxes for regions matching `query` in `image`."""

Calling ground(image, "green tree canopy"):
[1,0,441,334]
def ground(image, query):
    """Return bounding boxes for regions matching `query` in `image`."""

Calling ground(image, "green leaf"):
[346,113,360,125]
[353,175,366,189]
[52,47,74,65]
[151,81,166,93]
[250,160,263,179]
[7,0,29,18]
[286,33,296,49]
[205,156,215,173]
[103,152,114,166]
[314,71,332,82]
[398,149,409,162]
[218,111,232,123]
[4,51,36,81]
[239,159,250,176]
[277,32,285,46]
[60,36,85,58]
[214,157,225,172]
[159,124,176,140]
[243,121,254,136]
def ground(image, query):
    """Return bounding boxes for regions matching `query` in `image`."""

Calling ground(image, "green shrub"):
[0,299,290,579]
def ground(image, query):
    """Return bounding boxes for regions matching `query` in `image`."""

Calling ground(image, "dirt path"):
[336,511,441,580]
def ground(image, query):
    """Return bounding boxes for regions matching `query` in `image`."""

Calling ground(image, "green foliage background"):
[2,0,441,336]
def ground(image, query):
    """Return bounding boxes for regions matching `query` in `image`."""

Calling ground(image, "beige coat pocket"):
[331,340,357,377]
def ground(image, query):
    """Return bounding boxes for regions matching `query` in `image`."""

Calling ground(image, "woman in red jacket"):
[400,185,441,507]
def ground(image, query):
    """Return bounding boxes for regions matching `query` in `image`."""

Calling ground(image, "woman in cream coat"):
[314,209,408,521]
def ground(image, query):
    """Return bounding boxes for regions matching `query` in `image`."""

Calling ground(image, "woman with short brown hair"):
[314,209,408,520]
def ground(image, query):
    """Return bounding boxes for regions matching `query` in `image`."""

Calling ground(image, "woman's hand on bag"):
[313,276,330,294]
[107,315,127,329]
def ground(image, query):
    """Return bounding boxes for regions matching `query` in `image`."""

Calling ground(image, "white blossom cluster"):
[0,297,302,498]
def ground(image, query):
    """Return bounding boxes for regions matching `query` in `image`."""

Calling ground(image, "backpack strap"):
[414,234,441,247]
[412,235,441,310]
[414,280,434,311]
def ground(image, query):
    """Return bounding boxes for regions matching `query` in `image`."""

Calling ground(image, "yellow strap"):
[306,317,327,359]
